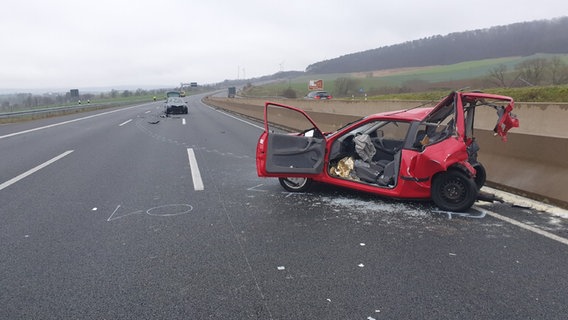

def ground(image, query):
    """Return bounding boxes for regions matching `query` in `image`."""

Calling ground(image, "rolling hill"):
[305,17,568,75]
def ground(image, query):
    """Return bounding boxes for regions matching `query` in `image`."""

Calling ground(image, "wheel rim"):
[440,177,467,204]
[283,178,307,189]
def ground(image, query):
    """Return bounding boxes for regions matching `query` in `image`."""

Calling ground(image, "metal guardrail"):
[0,99,151,122]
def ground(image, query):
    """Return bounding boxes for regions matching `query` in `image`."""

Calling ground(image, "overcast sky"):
[1,0,567,92]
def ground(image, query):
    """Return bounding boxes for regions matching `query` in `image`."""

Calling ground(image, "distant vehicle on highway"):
[166,91,182,98]
[228,87,236,98]
[256,91,519,212]
[164,97,188,115]
[305,91,332,100]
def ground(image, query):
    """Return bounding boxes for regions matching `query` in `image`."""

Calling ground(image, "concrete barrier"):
[203,96,568,208]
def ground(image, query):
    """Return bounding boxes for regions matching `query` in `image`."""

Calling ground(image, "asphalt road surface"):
[1,93,567,319]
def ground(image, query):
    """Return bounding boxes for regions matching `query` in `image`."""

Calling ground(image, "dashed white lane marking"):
[145,110,152,114]
[182,118,186,125]
[187,148,204,191]
[0,150,74,191]
[0,104,147,140]
[119,119,132,126]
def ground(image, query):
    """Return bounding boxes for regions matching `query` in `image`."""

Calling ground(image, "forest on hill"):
[305,17,568,74]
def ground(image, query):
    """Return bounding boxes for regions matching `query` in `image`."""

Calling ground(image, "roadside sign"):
[308,79,324,90]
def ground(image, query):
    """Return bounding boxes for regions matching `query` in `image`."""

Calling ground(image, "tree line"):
[306,17,568,74]
[488,56,568,87]
[0,88,162,113]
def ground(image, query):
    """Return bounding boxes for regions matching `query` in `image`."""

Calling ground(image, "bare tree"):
[334,77,361,96]
[550,56,568,85]
[515,58,549,86]
[487,64,508,87]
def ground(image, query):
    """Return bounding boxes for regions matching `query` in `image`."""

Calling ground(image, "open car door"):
[460,92,519,142]
[256,102,326,177]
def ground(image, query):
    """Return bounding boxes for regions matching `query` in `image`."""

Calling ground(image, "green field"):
[243,54,568,102]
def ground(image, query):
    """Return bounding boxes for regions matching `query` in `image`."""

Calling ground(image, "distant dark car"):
[165,97,188,115]
[305,91,332,100]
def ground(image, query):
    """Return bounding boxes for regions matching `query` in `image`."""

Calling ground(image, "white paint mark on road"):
[145,110,152,114]
[482,186,568,218]
[204,104,264,130]
[0,104,148,140]
[182,118,186,125]
[119,119,132,126]
[484,208,568,246]
[0,150,74,191]
[107,204,193,221]
[247,184,269,192]
[187,148,204,191]
[107,205,142,221]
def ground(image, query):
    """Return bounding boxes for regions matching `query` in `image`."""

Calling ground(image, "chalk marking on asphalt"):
[247,184,269,192]
[187,148,204,191]
[107,204,192,221]
[0,104,148,140]
[119,119,132,126]
[483,208,568,246]
[0,150,74,191]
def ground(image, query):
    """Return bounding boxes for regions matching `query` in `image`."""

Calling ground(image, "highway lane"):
[1,93,568,319]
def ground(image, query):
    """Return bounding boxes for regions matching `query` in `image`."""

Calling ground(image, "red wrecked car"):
[256,91,519,212]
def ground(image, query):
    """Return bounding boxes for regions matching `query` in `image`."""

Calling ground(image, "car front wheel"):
[278,177,312,192]
[431,170,478,212]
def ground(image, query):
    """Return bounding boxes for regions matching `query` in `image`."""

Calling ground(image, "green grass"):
[243,54,568,102]
[352,86,568,103]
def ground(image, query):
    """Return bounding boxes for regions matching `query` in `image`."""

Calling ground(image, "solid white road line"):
[0,150,74,191]
[119,119,132,126]
[187,148,204,191]
[203,104,264,130]
[483,209,568,246]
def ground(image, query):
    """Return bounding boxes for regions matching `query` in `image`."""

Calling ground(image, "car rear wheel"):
[278,177,312,192]
[431,170,478,212]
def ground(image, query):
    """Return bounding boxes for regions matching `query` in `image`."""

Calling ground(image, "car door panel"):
[257,102,327,176]
[266,133,325,174]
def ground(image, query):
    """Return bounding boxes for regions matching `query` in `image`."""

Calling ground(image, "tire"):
[431,170,478,212]
[472,163,486,190]
[278,177,312,192]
